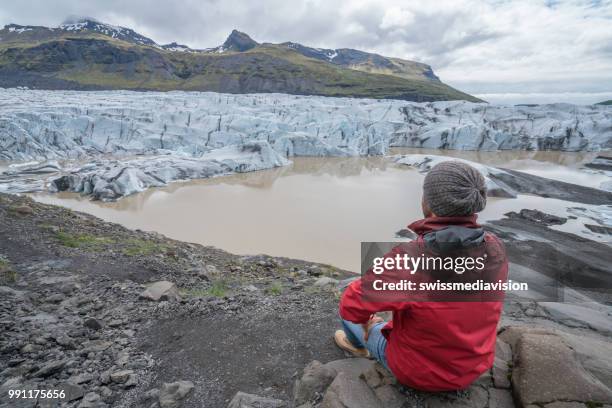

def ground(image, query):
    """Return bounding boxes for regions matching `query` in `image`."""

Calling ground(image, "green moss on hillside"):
[0,35,481,102]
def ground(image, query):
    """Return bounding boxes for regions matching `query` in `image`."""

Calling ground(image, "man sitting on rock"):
[335,161,509,391]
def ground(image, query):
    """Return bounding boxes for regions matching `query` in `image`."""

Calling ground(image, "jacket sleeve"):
[339,275,413,324]
[340,243,420,324]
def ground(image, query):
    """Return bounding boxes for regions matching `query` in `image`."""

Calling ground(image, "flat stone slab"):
[512,332,612,406]
[538,302,612,335]
[323,358,376,381]
[321,371,383,408]
[227,391,284,408]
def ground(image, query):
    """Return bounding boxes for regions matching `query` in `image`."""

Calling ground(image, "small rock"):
[228,392,285,408]
[159,380,195,408]
[83,318,103,330]
[505,209,567,226]
[99,386,113,398]
[54,334,75,348]
[124,373,138,388]
[78,392,104,408]
[68,373,94,384]
[110,369,134,384]
[81,340,112,354]
[99,370,111,385]
[60,382,85,402]
[140,281,181,302]
[107,319,123,327]
[33,359,67,378]
[45,293,66,303]
[21,343,36,353]
[313,277,339,288]
[13,204,34,215]
[196,264,219,280]
[294,360,337,405]
[307,266,322,276]
[115,351,130,366]
[7,358,25,367]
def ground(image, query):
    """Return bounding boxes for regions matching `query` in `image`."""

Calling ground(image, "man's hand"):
[361,315,384,343]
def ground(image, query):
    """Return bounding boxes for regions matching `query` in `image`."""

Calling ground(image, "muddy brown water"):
[32,149,607,272]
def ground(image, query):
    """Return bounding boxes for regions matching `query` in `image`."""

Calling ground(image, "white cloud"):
[0,0,611,103]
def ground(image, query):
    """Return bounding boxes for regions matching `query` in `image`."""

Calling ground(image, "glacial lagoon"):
[32,149,609,272]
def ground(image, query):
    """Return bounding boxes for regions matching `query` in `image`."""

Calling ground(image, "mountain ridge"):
[0,18,481,102]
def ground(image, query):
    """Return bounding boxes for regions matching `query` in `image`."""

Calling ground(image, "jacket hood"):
[408,215,485,253]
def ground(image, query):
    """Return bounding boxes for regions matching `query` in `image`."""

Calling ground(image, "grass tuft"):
[206,280,228,298]
[55,231,114,248]
[122,238,168,256]
[0,257,17,284]
[267,282,283,296]
[180,287,210,298]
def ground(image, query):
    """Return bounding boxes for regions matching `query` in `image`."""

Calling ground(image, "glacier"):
[0,89,611,200]
[1,89,611,161]
[49,142,289,201]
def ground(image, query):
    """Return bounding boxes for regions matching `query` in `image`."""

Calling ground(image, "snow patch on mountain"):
[58,18,157,46]
[7,25,33,34]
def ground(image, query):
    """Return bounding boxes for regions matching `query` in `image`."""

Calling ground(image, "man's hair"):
[423,161,487,217]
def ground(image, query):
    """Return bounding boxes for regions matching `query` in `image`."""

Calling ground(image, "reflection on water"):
[31,150,606,271]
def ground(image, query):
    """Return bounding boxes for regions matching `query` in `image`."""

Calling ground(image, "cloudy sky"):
[1,0,611,104]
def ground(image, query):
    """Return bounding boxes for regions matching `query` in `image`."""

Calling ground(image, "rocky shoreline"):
[1,192,611,408]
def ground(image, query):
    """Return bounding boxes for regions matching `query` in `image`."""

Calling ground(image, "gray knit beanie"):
[423,161,487,217]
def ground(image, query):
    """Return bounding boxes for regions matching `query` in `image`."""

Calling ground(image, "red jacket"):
[339,215,508,391]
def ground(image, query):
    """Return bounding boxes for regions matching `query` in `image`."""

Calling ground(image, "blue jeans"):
[341,319,389,370]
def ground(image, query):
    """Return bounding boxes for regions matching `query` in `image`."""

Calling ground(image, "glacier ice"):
[1,89,611,162]
[0,89,611,199]
[49,142,289,201]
